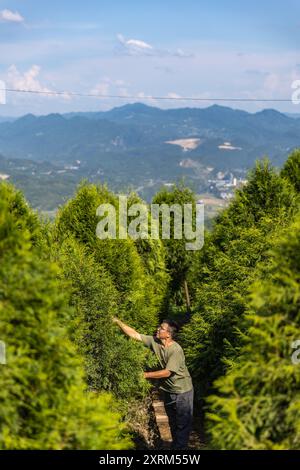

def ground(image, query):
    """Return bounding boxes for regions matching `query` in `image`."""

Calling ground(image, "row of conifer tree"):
[0,149,299,449]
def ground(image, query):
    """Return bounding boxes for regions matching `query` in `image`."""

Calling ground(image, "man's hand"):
[112,316,142,341]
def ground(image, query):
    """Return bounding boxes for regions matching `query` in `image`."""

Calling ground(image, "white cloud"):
[0,9,24,23]
[174,48,193,58]
[118,87,130,97]
[7,65,52,93]
[135,91,159,106]
[5,64,72,101]
[136,92,148,98]
[126,39,153,50]
[91,81,110,96]
[90,77,131,98]
[117,34,153,55]
[116,33,192,58]
[166,92,182,99]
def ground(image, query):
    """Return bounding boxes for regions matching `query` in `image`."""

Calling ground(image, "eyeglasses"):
[157,326,168,331]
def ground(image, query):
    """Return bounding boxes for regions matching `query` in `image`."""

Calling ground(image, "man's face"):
[156,322,170,340]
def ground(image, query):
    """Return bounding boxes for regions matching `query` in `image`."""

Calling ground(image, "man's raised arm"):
[112,317,142,341]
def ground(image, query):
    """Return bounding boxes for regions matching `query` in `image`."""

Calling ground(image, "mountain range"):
[0,103,299,210]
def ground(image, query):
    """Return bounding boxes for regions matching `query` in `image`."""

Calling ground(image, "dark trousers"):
[162,387,194,450]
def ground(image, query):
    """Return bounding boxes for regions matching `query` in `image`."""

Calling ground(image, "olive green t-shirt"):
[140,334,193,394]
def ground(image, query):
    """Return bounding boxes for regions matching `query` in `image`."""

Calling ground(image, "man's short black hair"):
[162,319,179,339]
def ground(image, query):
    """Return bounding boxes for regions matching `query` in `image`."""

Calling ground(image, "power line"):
[0,87,295,103]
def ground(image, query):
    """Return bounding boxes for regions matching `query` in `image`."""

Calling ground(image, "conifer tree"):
[281,148,300,193]
[152,184,197,313]
[53,183,165,401]
[56,237,153,398]
[207,214,300,449]
[180,160,298,399]
[0,183,133,449]
[55,183,164,332]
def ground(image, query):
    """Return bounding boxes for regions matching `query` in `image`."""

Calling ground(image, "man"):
[112,316,194,450]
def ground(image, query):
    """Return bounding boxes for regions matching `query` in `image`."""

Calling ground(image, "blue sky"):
[0,0,299,116]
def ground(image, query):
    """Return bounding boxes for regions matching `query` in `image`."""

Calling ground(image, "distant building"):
[220,191,234,200]
[64,165,79,170]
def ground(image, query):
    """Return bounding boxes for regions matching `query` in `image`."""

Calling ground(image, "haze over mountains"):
[0,103,299,211]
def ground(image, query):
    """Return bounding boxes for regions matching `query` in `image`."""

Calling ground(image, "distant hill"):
[285,113,300,119]
[0,104,299,168]
[0,116,17,124]
[0,103,299,210]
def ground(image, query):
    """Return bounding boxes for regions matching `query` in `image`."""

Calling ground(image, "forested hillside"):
[1,104,300,210]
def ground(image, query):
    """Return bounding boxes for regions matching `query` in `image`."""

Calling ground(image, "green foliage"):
[53,182,165,399]
[56,183,165,328]
[0,182,133,449]
[207,214,300,449]
[3,147,299,450]
[281,148,300,193]
[152,184,197,309]
[180,159,299,399]
[56,237,153,398]
[0,182,41,242]
[134,237,171,316]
